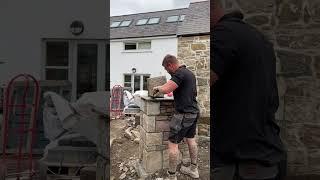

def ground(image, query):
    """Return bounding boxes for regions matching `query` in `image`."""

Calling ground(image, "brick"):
[143,149,163,173]
[142,114,156,132]
[156,121,170,132]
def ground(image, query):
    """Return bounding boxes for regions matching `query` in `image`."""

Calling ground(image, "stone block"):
[245,15,270,26]
[155,116,170,121]
[163,132,170,141]
[145,132,163,146]
[143,143,167,152]
[308,149,320,168]
[236,0,275,14]
[287,149,307,166]
[276,1,303,25]
[145,101,160,115]
[300,124,320,149]
[142,114,156,132]
[147,76,167,98]
[156,121,170,132]
[284,96,316,123]
[277,50,312,77]
[142,149,163,173]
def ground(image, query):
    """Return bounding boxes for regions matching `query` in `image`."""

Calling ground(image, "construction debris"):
[40,91,109,180]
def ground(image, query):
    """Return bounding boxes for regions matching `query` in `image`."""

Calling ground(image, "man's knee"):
[185,137,197,146]
[168,141,179,154]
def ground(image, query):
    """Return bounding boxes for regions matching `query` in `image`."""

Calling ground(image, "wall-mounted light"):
[132,68,137,74]
[70,20,84,36]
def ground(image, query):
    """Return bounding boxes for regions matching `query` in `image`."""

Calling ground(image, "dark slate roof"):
[177,1,210,36]
[110,1,209,39]
[110,8,188,39]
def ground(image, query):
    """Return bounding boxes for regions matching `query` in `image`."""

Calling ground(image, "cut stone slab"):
[147,76,167,98]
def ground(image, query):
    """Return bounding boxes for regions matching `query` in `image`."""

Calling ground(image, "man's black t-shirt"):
[170,65,199,114]
[211,13,286,165]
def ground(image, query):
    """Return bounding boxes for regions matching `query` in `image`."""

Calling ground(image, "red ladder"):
[110,85,123,119]
[1,74,40,179]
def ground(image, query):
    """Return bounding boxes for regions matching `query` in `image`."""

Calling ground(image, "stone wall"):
[221,0,320,176]
[177,35,210,118]
[138,97,190,175]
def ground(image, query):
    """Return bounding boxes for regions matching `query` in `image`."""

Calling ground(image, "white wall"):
[110,36,178,89]
[0,0,107,86]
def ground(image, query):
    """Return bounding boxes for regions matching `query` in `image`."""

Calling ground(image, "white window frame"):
[123,41,152,52]
[42,39,106,102]
[123,73,151,93]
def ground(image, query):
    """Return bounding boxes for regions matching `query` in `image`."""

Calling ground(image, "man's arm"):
[153,80,178,94]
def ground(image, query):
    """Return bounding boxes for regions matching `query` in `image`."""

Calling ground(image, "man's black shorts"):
[168,113,199,144]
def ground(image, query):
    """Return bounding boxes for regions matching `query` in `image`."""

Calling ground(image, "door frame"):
[41,39,106,101]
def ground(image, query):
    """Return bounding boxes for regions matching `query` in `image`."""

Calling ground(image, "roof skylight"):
[166,15,179,22]
[119,20,132,27]
[110,21,121,27]
[147,17,160,24]
[136,19,148,25]
[179,15,186,21]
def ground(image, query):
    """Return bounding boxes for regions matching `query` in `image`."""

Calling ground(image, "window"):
[124,74,150,93]
[110,21,121,27]
[124,43,137,50]
[136,18,148,25]
[124,41,151,51]
[138,42,151,50]
[147,17,160,24]
[166,15,179,22]
[179,15,186,21]
[119,20,132,27]
[45,42,69,80]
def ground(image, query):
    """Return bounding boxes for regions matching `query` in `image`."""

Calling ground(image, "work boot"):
[166,171,177,180]
[180,163,199,178]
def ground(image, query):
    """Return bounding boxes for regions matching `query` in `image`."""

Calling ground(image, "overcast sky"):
[110,0,192,16]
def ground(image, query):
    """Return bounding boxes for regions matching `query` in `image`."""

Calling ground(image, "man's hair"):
[162,54,178,66]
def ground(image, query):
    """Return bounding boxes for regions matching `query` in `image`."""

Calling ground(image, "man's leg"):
[168,141,179,175]
[185,137,198,165]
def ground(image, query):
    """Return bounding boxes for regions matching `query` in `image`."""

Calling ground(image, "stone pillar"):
[137,96,189,175]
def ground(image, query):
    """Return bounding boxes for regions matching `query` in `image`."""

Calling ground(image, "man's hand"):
[152,86,161,96]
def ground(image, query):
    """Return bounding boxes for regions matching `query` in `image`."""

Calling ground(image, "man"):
[211,0,287,180]
[153,54,200,180]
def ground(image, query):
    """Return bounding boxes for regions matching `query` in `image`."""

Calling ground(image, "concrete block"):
[147,76,167,97]
[142,114,156,132]
[143,149,163,173]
